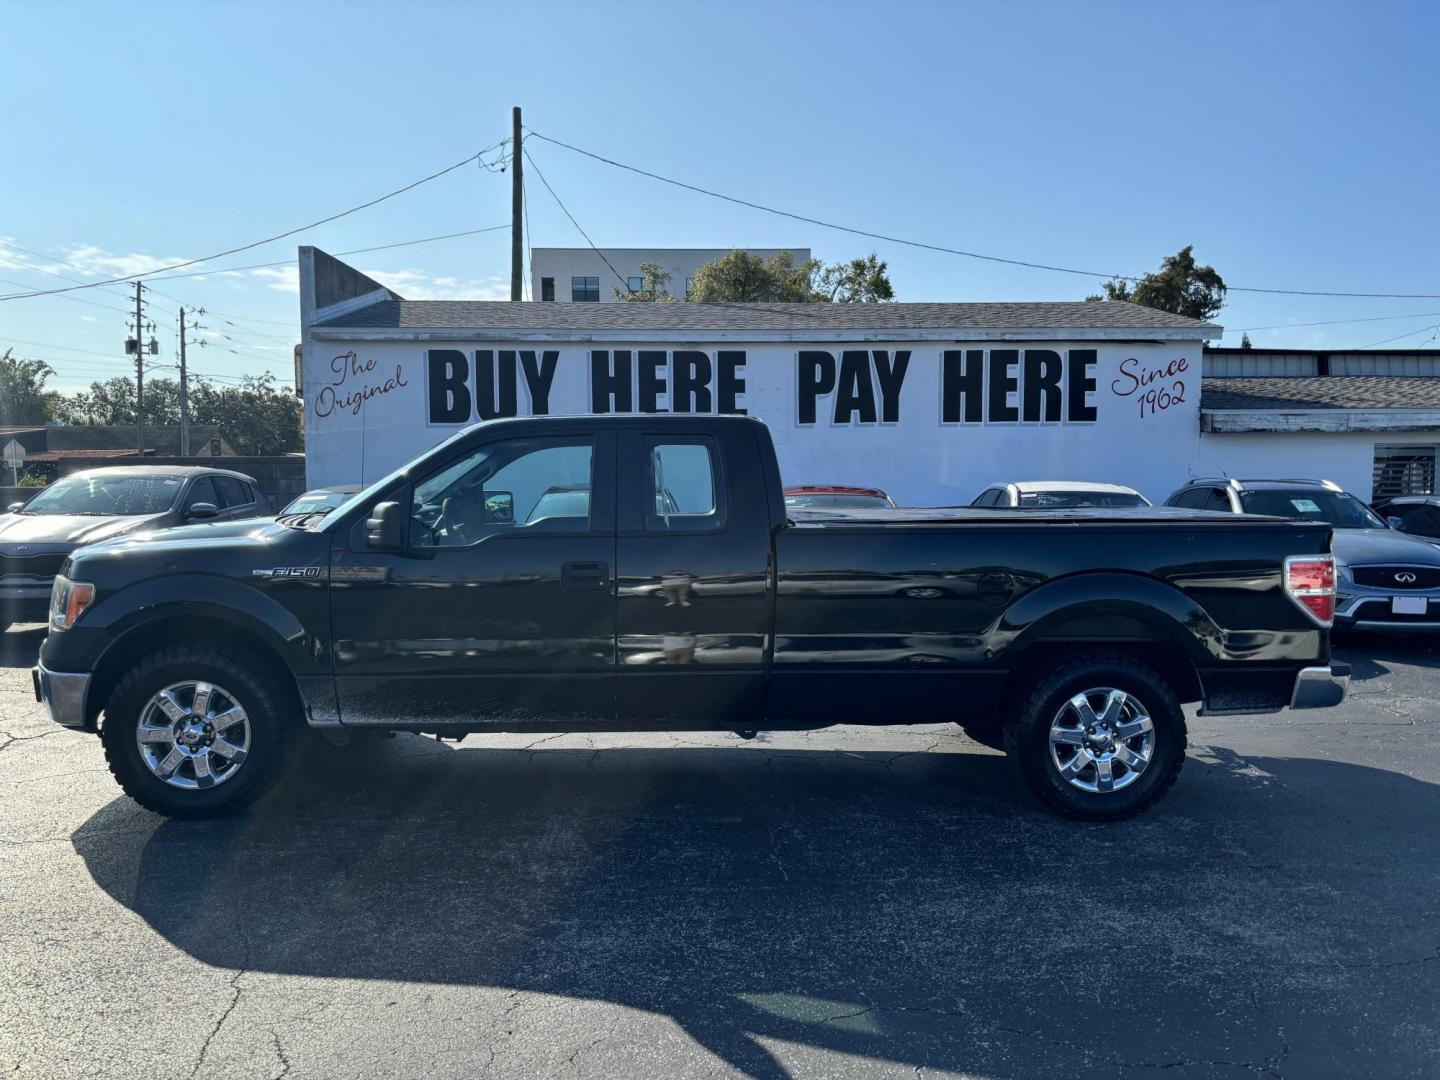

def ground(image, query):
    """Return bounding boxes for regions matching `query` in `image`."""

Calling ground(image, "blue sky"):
[3,0,1438,393]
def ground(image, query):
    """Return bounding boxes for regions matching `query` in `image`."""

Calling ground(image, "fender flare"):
[993,571,1223,668]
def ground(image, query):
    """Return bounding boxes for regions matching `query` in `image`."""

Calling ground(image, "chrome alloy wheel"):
[135,681,251,790]
[1048,688,1155,794]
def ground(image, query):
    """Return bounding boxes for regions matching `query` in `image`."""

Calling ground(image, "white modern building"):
[530,247,811,303]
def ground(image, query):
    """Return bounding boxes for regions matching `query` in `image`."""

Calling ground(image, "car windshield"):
[1240,490,1387,528]
[1018,491,1149,508]
[785,493,891,509]
[20,473,183,516]
[280,491,350,517]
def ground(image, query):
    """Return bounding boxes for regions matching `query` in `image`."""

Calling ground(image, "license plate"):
[1392,596,1428,615]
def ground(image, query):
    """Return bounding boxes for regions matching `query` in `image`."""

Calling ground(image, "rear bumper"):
[1289,662,1350,710]
[33,659,91,730]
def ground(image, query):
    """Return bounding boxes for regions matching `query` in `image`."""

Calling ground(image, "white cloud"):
[361,267,509,301]
[61,243,189,278]
[250,267,299,294]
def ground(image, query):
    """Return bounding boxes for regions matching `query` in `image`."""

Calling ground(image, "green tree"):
[1240,332,1253,349]
[0,349,57,425]
[817,254,895,303]
[687,249,894,303]
[53,373,302,455]
[1086,245,1226,321]
[613,262,677,303]
[687,249,823,303]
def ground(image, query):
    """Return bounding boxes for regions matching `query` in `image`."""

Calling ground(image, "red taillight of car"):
[1284,555,1336,626]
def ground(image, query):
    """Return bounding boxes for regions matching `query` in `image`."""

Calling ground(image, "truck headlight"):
[50,575,95,631]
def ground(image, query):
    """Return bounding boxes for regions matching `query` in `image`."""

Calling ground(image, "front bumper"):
[0,580,56,625]
[33,659,91,730]
[1289,662,1350,710]
[1335,592,1440,632]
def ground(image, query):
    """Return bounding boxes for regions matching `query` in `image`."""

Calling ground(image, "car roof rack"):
[1183,477,1341,493]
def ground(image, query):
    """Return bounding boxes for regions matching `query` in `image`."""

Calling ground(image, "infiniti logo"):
[1395,572,1418,584]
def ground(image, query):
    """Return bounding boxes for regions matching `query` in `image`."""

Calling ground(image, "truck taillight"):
[1284,555,1336,626]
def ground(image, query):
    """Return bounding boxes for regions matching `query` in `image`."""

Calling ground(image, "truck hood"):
[1333,528,1440,566]
[0,512,165,550]
[89,517,284,555]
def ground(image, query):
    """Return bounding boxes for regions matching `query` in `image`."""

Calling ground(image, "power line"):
[1358,323,1440,349]
[1227,309,1440,334]
[0,142,507,301]
[523,146,635,297]
[525,127,1440,302]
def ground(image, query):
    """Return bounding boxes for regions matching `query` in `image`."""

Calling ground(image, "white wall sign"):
[304,340,1202,504]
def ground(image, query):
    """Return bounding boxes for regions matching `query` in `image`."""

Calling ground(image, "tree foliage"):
[1086,245,1226,321]
[817,254,895,303]
[0,349,57,425]
[686,249,895,304]
[613,262,677,303]
[52,374,302,455]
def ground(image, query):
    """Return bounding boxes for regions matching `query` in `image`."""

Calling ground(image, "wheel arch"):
[995,572,1216,705]
[86,605,307,730]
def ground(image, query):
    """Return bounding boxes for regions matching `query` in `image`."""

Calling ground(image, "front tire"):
[1006,653,1187,821]
[100,645,294,818]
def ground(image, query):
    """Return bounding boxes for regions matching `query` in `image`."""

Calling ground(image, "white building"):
[530,247,811,303]
[298,247,1440,503]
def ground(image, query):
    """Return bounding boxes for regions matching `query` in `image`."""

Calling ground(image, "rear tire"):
[100,644,295,818]
[1005,653,1187,821]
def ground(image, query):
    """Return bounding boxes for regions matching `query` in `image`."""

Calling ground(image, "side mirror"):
[482,491,514,524]
[1387,516,1406,531]
[6,501,24,513]
[365,501,405,550]
[186,501,219,520]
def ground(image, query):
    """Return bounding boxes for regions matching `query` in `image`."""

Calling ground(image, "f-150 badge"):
[252,567,322,579]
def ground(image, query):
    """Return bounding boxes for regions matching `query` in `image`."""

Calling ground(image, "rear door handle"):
[561,561,610,591]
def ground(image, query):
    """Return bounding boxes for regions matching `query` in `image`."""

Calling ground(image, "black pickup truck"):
[34,415,1348,820]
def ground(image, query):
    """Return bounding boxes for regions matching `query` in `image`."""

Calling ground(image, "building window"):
[626,276,644,294]
[571,276,599,302]
[1373,445,1437,498]
[685,276,695,300]
[540,277,555,302]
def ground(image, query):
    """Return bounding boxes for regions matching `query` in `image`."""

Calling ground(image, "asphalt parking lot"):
[2,628,1438,1080]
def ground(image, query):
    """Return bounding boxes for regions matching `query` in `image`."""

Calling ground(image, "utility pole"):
[133,282,145,456]
[510,105,523,301]
[178,308,191,457]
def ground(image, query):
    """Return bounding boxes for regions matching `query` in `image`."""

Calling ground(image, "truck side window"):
[647,440,722,532]
[412,437,594,547]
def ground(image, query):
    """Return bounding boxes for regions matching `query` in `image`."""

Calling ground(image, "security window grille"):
[540,277,555,302]
[571,276,599,302]
[1373,445,1437,498]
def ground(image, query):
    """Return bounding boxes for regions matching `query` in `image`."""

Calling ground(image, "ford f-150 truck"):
[34,415,1348,821]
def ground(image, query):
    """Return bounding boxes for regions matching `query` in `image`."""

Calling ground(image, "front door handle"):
[561,560,610,591]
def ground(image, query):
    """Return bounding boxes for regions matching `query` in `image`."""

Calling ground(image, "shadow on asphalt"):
[72,736,1440,1077]
[0,625,46,670]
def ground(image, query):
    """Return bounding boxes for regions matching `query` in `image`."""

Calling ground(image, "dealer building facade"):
[298,248,1440,503]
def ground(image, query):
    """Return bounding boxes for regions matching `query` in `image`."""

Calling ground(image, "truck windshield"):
[1240,490,1387,528]
[21,474,183,516]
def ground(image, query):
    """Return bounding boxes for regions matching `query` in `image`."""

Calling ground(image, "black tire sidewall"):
[101,648,289,817]
[1010,656,1186,821]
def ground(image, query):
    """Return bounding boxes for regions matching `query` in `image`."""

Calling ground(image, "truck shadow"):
[72,738,1440,1078]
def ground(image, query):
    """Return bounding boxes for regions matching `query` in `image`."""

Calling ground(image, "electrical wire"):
[1357,323,1440,350]
[0,143,507,301]
[522,146,635,297]
[525,127,1440,301]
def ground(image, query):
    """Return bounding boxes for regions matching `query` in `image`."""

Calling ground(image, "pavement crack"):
[189,968,247,1079]
[269,1029,292,1080]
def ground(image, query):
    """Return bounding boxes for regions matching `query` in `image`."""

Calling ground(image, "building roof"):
[45,425,229,455]
[1200,376,1440,411]
[312,299,1221,338]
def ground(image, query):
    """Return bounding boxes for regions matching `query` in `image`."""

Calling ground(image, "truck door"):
[328,429,618,727]
[614,426,773,726]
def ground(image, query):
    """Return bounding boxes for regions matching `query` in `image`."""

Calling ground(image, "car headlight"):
[49,575,95,631]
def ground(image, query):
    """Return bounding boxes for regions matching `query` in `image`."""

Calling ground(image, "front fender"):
[43,573,318,676]
[991,571,1222,666]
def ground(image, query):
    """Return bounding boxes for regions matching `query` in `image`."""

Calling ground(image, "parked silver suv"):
[1165,477,1440,632]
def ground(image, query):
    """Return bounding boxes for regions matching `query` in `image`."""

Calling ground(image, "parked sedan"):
[0,465,267,631]
[783,485,896,510]
[971,481,1151,508]
[1166,477,1440,632]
